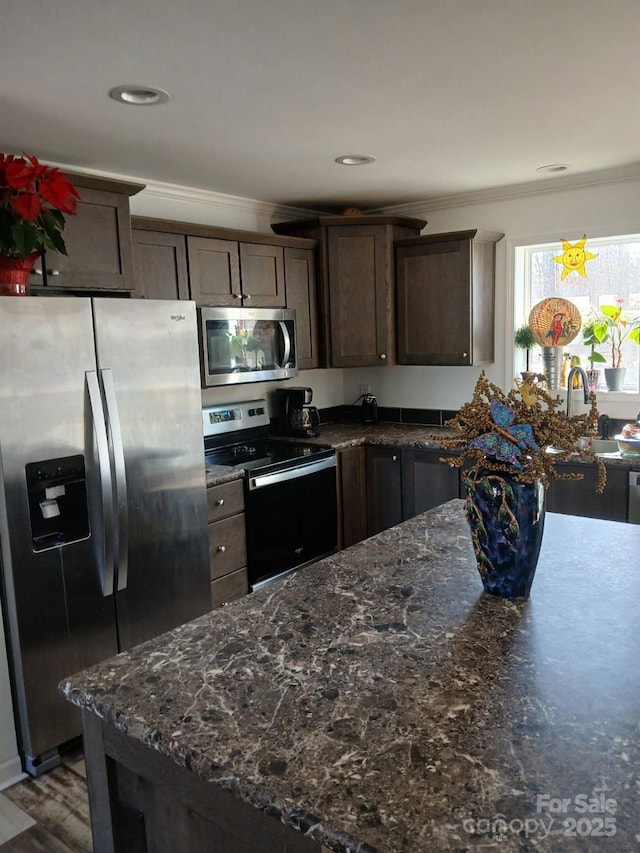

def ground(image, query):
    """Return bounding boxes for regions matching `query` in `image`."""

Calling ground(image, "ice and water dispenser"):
[25,455,90,550]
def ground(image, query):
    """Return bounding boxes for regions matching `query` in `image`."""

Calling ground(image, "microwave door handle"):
[86,371,115,598]
[280,320,291,367]
[100,368,129,592]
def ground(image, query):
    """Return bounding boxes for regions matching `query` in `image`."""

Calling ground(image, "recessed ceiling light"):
[109,85,170,106]
[536,164,570,174]
[335,154,376,166]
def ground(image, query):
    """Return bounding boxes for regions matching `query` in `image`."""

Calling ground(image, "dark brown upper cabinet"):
[273,215,426,368]
[395,229,503,366]
[32,173,143,293]
[283,246,319,370]
[131,218,318,364]
[132,230,190,301]
[187,238,285,307]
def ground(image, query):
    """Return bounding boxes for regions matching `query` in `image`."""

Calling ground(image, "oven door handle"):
[248,455,336,490]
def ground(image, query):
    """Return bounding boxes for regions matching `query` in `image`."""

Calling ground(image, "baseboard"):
[0,756,26,791]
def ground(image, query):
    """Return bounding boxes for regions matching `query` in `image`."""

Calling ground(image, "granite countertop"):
[61,502,640,852]
[205,421,636,487]
[204,423,456,487]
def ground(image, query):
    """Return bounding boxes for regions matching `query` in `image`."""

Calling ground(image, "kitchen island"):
[60,502,640,852]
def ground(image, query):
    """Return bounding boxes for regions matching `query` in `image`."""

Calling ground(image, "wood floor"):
[0,748,92,852]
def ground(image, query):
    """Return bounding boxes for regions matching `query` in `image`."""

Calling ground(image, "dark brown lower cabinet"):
[546,464,628,522]
[207,481,248,608]
[336,446,368,549]
[365,446,403,536]
[401,449,461,518]
[364,446,463,537]
[83,712,321,853]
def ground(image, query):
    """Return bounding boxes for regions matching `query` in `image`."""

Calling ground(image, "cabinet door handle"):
[33,267,43,275]
[462,352,468,358]
[216,498,224,506]
[379,353,387,360]
[243,293,252,300]
[217,545,226,553]
[47,269,60,276]
[392,455,398,462]
[232,293,242,299]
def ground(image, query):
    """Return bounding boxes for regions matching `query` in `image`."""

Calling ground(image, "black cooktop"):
[205,437,335,476]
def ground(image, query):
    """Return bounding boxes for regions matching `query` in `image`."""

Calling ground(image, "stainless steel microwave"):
[198,307,298,387]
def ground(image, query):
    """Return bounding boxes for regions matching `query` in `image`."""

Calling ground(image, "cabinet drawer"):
[211,567,248,609]
[209,513,247,580]
[207,480,245,522]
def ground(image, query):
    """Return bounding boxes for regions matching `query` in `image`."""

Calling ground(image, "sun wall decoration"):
[552,234,597,279]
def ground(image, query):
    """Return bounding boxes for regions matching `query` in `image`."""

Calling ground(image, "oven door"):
[199,307,298,387]
[245,456,337,589]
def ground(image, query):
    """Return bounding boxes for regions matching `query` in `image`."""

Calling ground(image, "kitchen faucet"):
[566,365,589,418]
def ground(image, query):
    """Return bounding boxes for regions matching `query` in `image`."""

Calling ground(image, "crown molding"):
[50,160,640,222]
[48,161,321,223]
[138,180,322,221]
[370,163,640,217]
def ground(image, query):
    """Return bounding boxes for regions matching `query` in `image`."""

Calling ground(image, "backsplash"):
[321,406,639,435]
[319,405,459,427]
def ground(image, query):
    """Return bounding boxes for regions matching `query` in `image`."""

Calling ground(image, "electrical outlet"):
[359,383,371,396]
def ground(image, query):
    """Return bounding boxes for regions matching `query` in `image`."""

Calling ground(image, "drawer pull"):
[217,545,226,553]
[215,498,224,506]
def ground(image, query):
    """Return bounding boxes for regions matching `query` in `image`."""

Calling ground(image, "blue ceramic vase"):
[463,467,546,598]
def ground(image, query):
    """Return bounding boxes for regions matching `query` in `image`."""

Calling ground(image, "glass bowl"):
[615,434,640,457]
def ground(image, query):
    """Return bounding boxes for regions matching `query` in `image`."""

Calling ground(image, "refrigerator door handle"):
[86,371,115,597]
[100,368,129,592]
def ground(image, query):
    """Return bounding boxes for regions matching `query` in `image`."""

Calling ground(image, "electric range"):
[203,399,338,589]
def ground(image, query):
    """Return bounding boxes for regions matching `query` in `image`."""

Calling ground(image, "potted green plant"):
[581,319,606,391]
[589,301,640,391]
[514,323,537,379]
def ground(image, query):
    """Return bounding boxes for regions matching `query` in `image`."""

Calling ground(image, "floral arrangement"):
[586,299,640,369]
[0,152,79,258]
[437,371,607,492]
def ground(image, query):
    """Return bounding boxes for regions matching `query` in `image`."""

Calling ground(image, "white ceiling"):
[2,0,639,212]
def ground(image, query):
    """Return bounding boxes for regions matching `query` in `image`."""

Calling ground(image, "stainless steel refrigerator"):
[0,297,210,775]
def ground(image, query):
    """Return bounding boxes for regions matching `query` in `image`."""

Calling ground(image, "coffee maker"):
[275,387,320,437]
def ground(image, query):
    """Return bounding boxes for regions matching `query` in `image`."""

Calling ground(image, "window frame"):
[510,230,640,403]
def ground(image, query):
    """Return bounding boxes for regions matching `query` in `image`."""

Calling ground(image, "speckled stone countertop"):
[205,421,637,487]
[61,502,640,851]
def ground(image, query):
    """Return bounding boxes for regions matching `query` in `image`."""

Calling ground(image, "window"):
[515,234,640,393]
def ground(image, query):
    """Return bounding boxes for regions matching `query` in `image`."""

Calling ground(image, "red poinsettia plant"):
[0,152,80,258]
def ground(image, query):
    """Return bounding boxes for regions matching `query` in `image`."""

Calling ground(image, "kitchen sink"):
[575,437,620,454]
[547,437,620,456]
